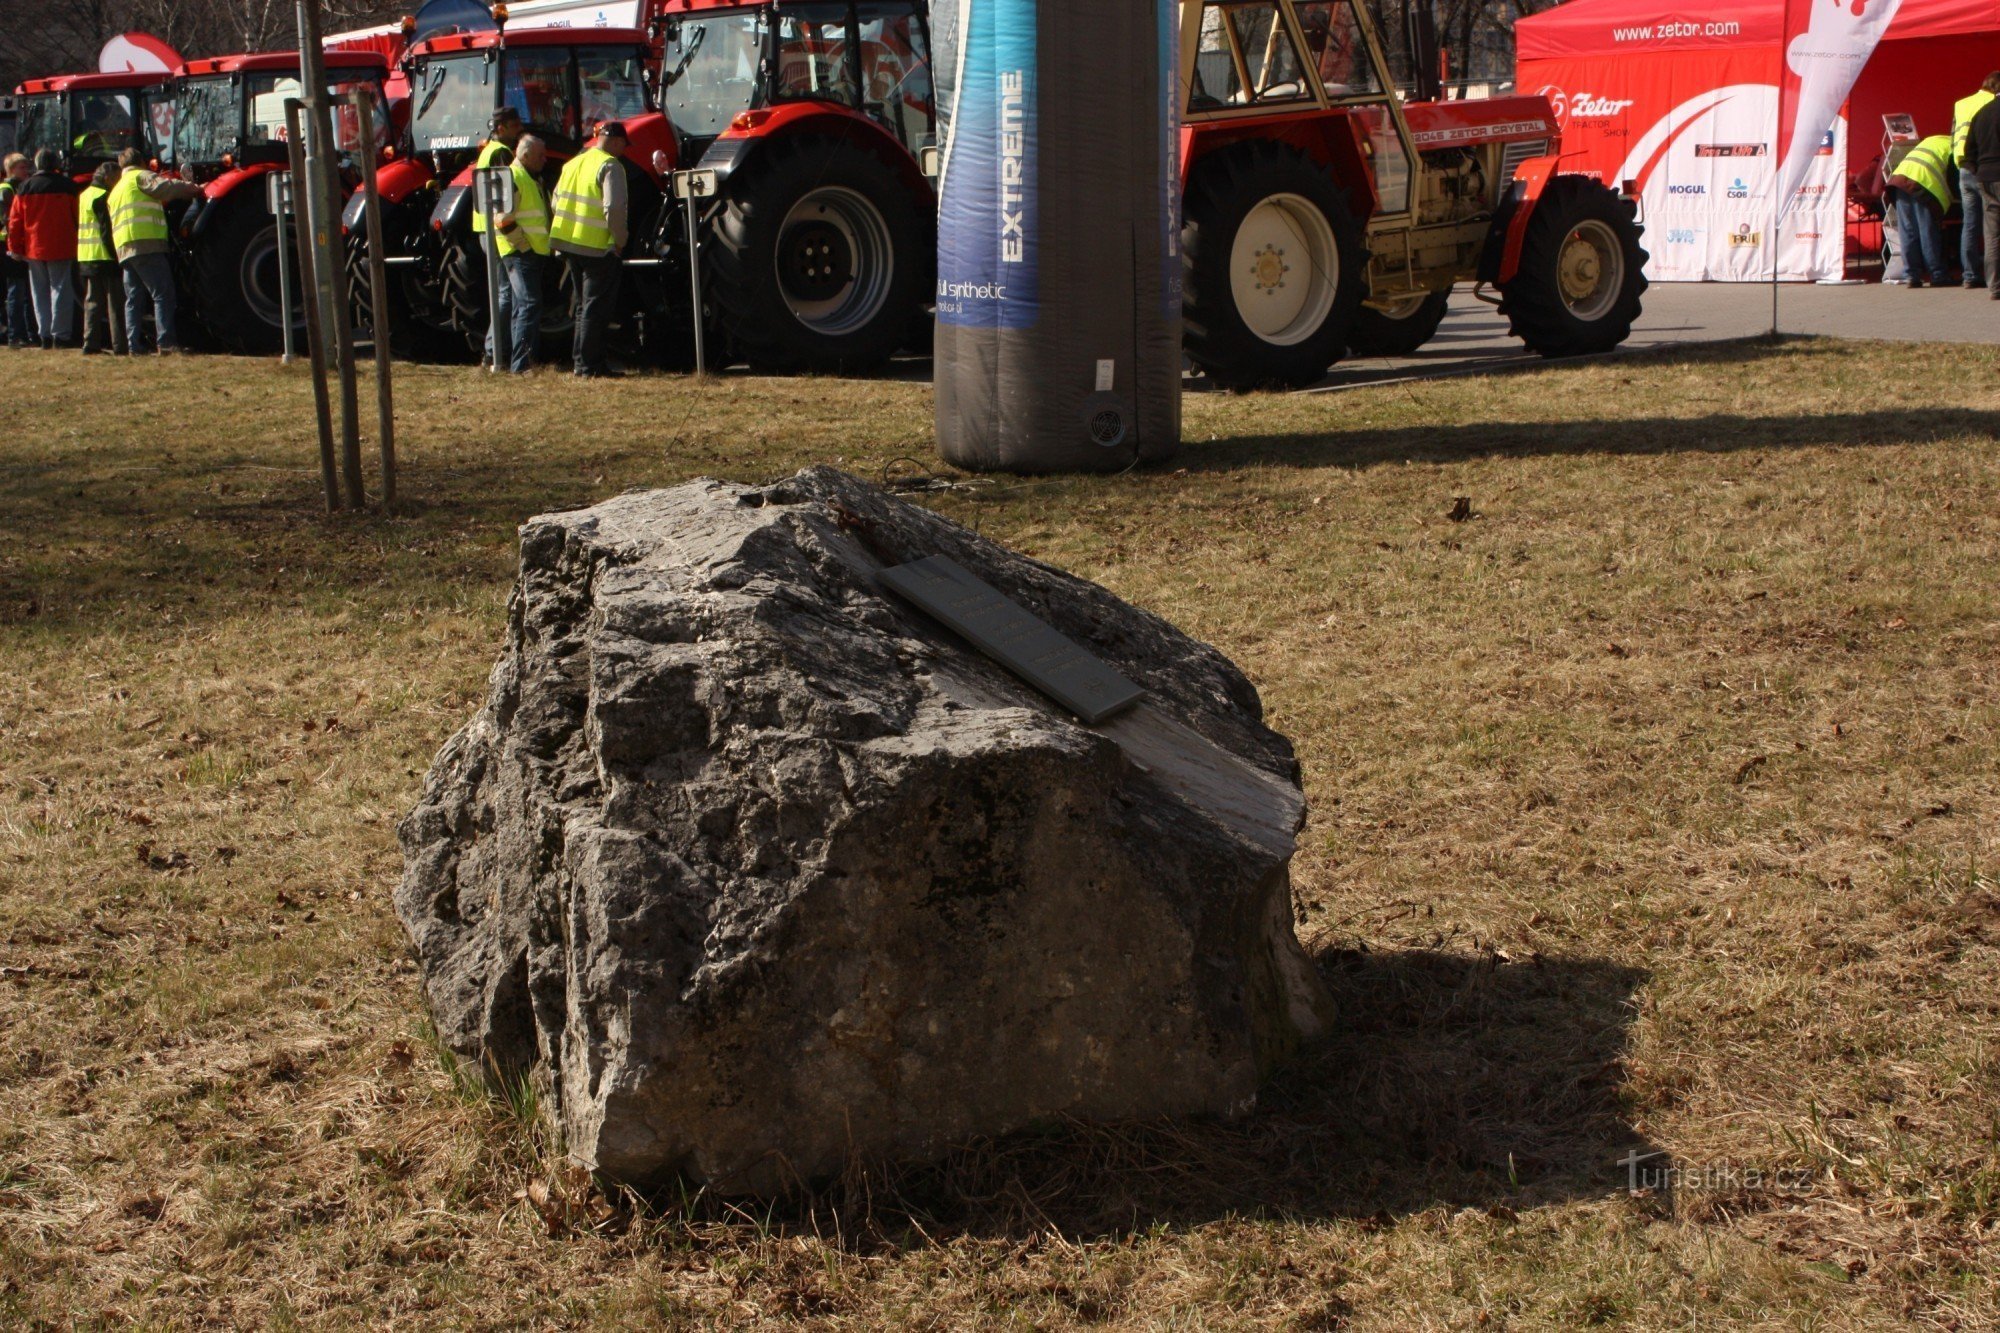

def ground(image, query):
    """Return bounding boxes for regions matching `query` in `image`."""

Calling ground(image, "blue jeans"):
[495,251,543,374]
[1962,169,1986,284]
[1896,190,1949,283]
[121,252,179,352]
[3,257,34,344]
[27,259,76,345]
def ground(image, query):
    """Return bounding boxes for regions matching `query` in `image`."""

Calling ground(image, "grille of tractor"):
[1500,140,1550,186]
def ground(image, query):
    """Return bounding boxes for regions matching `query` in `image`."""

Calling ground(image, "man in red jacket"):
[7,149,80,348]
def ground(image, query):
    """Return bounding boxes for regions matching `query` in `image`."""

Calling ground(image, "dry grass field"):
[1,336,1997,1329]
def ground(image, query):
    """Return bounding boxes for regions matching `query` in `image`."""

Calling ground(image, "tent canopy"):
[1519,0,2000,61]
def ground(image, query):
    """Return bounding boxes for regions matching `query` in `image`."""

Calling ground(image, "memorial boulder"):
[397,468,1334,1193]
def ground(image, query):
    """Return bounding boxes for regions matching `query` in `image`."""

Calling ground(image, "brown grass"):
[1,336,1997,1329]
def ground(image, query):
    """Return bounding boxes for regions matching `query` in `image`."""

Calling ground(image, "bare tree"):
[2,0,402,91]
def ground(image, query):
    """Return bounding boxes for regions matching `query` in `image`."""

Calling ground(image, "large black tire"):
[1183,140,1369,390]
[344,222,467,363]
[1349,290,1450,357]
[190,191,304,357]
[1499,176,1648,359]
[707,135,929,374]
[442,226,583,365]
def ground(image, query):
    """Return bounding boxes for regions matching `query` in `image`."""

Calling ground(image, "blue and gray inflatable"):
[933,0,1182,472]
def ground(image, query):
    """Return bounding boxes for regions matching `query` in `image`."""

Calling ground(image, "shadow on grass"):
[656,946,1653,1245]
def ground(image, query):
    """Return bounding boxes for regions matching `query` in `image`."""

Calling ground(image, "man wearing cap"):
[472,107,524,251]
[550,120,629,378]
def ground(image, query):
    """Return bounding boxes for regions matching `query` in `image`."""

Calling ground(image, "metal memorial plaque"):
[879,556,1143,724]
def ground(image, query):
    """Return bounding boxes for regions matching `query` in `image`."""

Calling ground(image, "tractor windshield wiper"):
[661,26,708,91]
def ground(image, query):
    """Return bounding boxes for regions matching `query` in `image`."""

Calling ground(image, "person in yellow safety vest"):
[489,134,550,374]
[107,146,200,354]
[550,120,629,379]
[76,161,125,355]
[1952,73,2000,287]
[1885,134,1956,289]
[0,152,33,348]
[471,106,524,237]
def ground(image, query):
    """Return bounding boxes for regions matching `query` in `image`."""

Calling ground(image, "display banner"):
[1776,0,1904,214]
[936,0,1040,329]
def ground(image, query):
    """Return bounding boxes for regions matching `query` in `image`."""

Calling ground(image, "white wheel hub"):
[1557,218,1624,322]
[1230,193,1339,346]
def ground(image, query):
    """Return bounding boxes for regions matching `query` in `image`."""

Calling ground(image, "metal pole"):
[273,173,296,365]
[351,88,397,507]
[295,0,365,509]
[483,178,507,374]
[685,191,706,376]
[285,100,340,512]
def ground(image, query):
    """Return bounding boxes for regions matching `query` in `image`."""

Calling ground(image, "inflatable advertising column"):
[934,0,1182,473]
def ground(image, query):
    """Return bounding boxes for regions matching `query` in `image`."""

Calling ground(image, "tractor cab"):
[13,71,176,177]
[172,52,396,183]
[405,26,664,177]
[654,0,936,168]
[0,96,17,159]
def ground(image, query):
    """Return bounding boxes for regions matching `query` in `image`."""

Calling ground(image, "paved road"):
[1292,280,2000,393]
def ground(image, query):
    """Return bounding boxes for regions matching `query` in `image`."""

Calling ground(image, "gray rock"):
[397,467,1334,1193]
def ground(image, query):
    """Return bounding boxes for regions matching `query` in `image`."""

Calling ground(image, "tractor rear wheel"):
[1349,290,1450,358]
[707,135,928,374]
[1183,141,1367,390]
[192,190,304,357]
[1499,177,1648,358]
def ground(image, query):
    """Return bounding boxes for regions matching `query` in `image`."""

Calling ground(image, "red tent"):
[1517,0,2000,281]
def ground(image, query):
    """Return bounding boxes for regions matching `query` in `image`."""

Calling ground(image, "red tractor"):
[653,0,936,372]
[1177,0,1648,388]
[13,71,176,180]
[170,51,397,355]
[343,22,676,362]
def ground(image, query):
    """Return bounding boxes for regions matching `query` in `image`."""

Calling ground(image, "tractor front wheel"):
[191,191,303,357]
[707,135,928,374]
[1183,141,1368,390]
[1349,290,1450,358]
[1499,177,1648,358]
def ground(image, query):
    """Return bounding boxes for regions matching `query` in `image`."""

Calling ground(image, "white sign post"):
[474,165,516,373]
[266,170,297,365]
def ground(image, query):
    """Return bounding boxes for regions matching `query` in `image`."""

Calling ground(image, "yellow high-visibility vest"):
[1955,91,1995,164]
[471,138,512,233]
[1893,136,1955,212]
[495,160,551,258]
[108,168,169,250]
[76,185,114,263]
[550,147,616,255]
[0,181,14,243]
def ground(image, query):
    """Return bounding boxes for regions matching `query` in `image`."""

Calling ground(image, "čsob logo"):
[1726,177,1751,198]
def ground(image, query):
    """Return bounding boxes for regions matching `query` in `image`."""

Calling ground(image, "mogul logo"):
[1728,225,1763,248]
[1667,183,1706,196]
[1539,86,1637,123]
[999,70,1027,263]
[1697,143,1768,158]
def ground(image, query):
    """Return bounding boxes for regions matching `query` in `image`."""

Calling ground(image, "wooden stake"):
[351,88,398,508]
[285,99,340,513]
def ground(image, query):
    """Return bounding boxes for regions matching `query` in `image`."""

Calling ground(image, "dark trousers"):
[1962,170,1987,284]
[80,261,127,353]
[1983,182,2000,297]
[565,250,622,374]
[3,256,34,345]
[498,252,545,374]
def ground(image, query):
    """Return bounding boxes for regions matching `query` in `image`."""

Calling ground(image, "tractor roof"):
[16,71,174,97]
[410,26,651,56]
[179,51,391,78]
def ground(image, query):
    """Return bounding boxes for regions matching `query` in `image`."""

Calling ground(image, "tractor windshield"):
[413,52,497,152]
[173,76,238,167]
[69,90,147,162]
[659,12,765,139]
[244,71,392,157]
[16,94,64,161]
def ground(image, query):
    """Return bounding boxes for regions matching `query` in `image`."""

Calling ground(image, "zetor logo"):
[1539,87,1636,122]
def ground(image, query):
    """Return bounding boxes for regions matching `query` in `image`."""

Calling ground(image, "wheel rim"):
[1372,293,1431,320]
[1556,219,1623,322]
[1230,193,1339,346]
[776,186,894,337]
[238,223,291,332]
